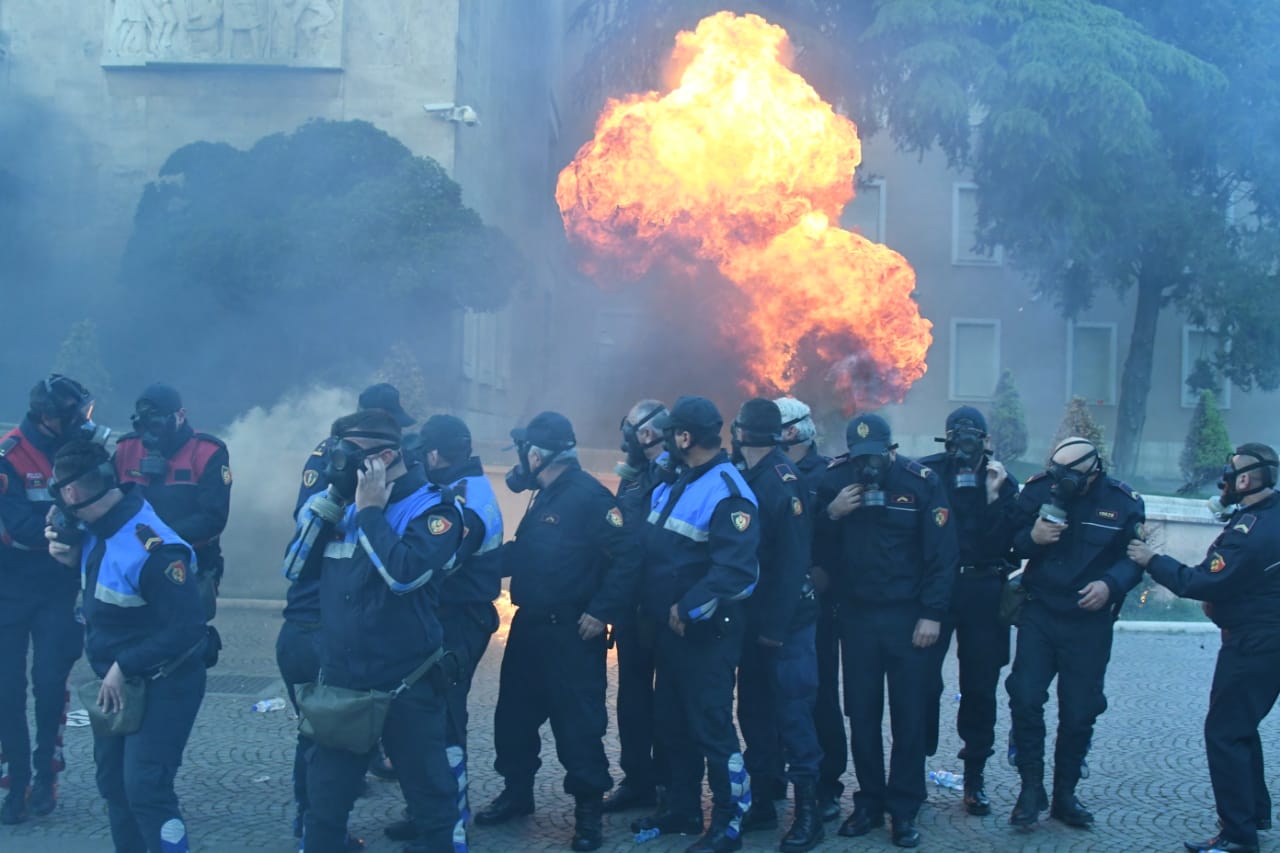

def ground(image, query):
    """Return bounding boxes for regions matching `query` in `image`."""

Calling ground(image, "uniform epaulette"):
[1108,478,1140,502]
[0,435,18,458]
[826,453,850,469]
[310,438,332,457]
[903,459,935,481]
[1024,470,1049,485]
[720,470,742,499]
[773,463,799,484]
[193,432,226,450]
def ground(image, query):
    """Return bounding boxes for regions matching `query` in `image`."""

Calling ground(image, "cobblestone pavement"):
[0,599,1270,852]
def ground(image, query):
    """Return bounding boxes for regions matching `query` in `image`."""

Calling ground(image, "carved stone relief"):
[102,0,343,68]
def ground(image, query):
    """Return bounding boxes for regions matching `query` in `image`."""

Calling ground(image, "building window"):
[949,319,1001,400]
[1066,322,1117,405]
[952,183,1002,266]
[1182,325,1231,409]
[842,178,886,243]
[461,309,510,389]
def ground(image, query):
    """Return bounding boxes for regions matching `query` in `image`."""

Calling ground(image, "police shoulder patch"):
[730,511,751,532]
[1233,514,1257,536]
[933,507,950,527]
[774,464,798,483]
[165,560,187,585]
[302,469,318,488]
[427,515,453,536]
[791,496,803,516]
[892,493,916,506]
[135,523,163,552]
[606,507,624,528]
[1209,552,1227,573]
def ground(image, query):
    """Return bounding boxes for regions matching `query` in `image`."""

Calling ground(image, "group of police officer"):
[2,375,1279,853]
[0,375,228,852]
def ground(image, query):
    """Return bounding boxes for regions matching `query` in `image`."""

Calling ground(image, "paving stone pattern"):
[1,601,1271,852]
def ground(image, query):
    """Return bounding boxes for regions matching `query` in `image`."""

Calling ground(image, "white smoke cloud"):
[218,385,357,599]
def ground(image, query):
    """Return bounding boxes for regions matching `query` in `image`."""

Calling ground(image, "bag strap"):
[391,646,446,697]
[151,635,208,681]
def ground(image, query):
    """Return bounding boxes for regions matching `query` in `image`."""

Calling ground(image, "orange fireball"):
[556,11,932,408]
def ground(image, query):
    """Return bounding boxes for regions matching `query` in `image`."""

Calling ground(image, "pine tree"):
[989,369,1028,463]
[1053,396,1109,467]
[1178,390,1233,494]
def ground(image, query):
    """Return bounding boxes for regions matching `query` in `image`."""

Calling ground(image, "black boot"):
[1050,792,1094,828]
[962,763,990,817]
[781,780,825,853]
[816,785,842,823]
[474,788,534,826]
[685,823,743,853]
[1010,763,1048,828]
[572,795,604,851]
[28,776,56,817]
[739,798,777,833]
[602,781,656,813]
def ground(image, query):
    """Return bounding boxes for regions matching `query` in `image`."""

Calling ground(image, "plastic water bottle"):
[1007,730,1018,769]
[251,698,287,713]
[953,692,962,703]
[633,827,661,843]
[927,770,964,790]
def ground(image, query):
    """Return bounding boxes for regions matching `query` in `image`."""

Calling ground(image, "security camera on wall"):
[423,103,480,126]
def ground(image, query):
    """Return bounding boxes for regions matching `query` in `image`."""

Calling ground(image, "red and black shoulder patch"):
[165,560,187,585]
[135,523,163,552]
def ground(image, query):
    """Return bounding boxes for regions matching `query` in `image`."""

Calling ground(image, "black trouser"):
[925,572,1010,765]
[655,611,749,831]
[813,593,847,798]
[0,593,82,793]
[1005,601,1113,795]
[275,619,321,817]
[438,601,498,838]
[492,608,612,797]
[306,678,455,853]
[738,623,822,790]
[614,616,667,792]
[840,602,929,823]
[1206,631,1280,847]
[94,658,205,853]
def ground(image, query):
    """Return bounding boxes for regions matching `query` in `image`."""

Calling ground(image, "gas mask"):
[1217,453,1277,510]
[48,459,117,525]
[729,420,780,468]
[324,437,399,500]
[778,415,808,447]
[851,452,891,508]
[505,442,563,494]
[132,410,176,478]
[619,407,667,473]
[945,428,987,490]
[1040,442,1100,524]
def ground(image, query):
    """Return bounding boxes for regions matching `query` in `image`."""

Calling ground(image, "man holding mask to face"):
[815,413,957,849]
[1005,436,1144,830]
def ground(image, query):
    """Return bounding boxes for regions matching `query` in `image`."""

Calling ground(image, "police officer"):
[732,399,824,853]
[112,383,230,620]
[475,412,640,852]
[1128,443,1280,853]
[288,381,415,806]
[604,398,669,814]
[631,396,758,853]
[287,409,464,853]
[384,414,504,848]
[918,406,1019,816]
[1005,436,1144,829]
[815,413,956,848]
[0,375,101,823]
[46,439,207,853]
[297,383,416,508]
[775,396,844,822]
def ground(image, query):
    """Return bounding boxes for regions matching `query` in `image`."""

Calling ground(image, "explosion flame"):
[556,12,932,408]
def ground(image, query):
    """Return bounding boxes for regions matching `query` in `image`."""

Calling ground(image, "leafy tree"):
[1053,396,1109,467]
[1178,390,1232,494]
[989,369,1028,463]
[369,341,432,424]
[52,320,115,411]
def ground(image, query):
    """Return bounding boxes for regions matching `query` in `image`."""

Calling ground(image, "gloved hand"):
[309,487,347,525]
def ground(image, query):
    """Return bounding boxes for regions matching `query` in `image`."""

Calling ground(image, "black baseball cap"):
[735,398,782,438]
[358,383,415,428]
[652,395,723,437]
[137,383,182,415]
[510,411,576,450]
[846,413,894,457]
[946,405,988,434]
[419,414,472,459]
